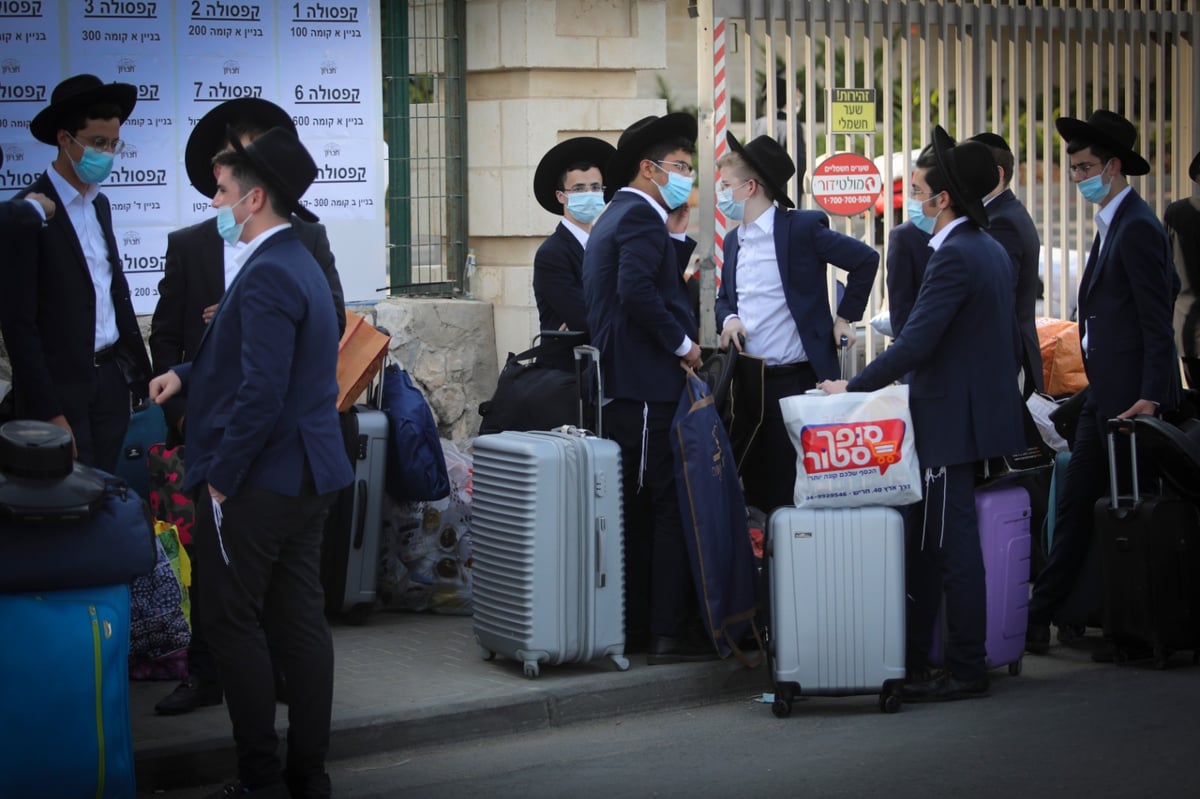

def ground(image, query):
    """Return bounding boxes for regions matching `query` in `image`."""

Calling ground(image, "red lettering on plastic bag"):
[799,419,907,475]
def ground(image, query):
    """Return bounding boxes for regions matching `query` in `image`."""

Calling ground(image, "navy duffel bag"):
[0,420,156,593]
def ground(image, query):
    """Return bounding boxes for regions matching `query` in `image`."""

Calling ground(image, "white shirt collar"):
[1095,184,1133,232]
[45,162,99,207]
[739,205,776,244]
[234,223,292,269]
[561,216,589,249]
[928,216,968,251]
[619,186,668,223]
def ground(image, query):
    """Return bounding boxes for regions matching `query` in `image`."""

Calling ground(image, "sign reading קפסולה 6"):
[0,0,385,315]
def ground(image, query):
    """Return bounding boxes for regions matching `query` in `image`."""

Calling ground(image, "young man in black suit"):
[1025,111,1180,659]
[1,75,151,472]
[150,98,346,717]
[970,131,1044,390]
[583,113,709,664]
[531,136,615,337]
[820,127,1026,701]
[1165,150,1200,389]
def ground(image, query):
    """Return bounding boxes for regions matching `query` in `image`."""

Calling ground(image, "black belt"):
[93,345,116,366]
[764,361,814,376]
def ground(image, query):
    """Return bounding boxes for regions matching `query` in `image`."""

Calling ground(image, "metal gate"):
[694,0,1198,358]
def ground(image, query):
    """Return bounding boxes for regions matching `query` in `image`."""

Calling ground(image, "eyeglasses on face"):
[560,183,605,194]
[1068,161,1102,177]
[653,159,694,177]
[70,133,126,154]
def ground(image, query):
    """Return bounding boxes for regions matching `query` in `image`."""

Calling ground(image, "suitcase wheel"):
[770,684,795,718]
[879,692,902,714]
[1008,658,1023,677]
[523,660,540,678]
[478,645,495,661]
[609,654,630,671]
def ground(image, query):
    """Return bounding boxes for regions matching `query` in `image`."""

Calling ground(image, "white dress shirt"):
[729,206,806,366]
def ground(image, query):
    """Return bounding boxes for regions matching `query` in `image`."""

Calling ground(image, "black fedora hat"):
[1055,110,1150,176]
[186,98,296,199]
[226,125,319,223]
[931,125,995,229]
[967,132,1011,152]
[604,113,697,202]
[533,136,616,215]
[30,74,137,146]
[725,131,795,209]
[1189,149,1200,184]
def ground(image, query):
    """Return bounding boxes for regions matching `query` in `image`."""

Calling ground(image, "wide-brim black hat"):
[931,125,994,229]
[604,113,697,202]
[227,125,319,223]
[1189,149,1200,184]
[967,132,1011,153]
[30,74,137,146]
[725,131,795,209]
[1055,110,1150,176]
[186,98,296,199]
[533,136,616,215]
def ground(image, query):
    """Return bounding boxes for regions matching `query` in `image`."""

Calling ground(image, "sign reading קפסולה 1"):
[829,88,877,134]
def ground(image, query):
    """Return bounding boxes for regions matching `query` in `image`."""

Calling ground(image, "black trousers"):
[64,359,129,473]
[904,462,988,682]
[740,363,817,514]
[603,398,693,641]
[192,482,336,791]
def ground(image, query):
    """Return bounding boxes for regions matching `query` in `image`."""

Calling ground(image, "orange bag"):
[1036,318,1088,397]
[336,310,390,411]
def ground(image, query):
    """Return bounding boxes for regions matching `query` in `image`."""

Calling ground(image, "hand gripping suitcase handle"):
[1105,417,1139,508]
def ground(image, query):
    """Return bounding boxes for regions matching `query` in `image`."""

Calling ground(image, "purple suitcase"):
[931,484,1031,675]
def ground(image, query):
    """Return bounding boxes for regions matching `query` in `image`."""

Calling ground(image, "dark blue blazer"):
[715,207,879,380]
[884,220,932,338]
[533,222,587,333]
[173,228,353,499]
[1,198,41,232]
[4,172,151,420]
[849,222,1025,468]
[1077,189,1180,418]
[583,190,697,404]
[986,189,1044,389]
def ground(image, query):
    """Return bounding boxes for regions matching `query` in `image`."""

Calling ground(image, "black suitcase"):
[1096,416,1200,667]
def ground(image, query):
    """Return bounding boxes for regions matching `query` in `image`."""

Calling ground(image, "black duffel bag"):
[477,332,592,435]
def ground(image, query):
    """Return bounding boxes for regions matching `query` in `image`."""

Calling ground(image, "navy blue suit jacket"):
[583,190,697,404]
[986,189,1044,390]
[173,228,353,499]
[1,198,41,232]
[3,172,151,420]
[884,220,932,339]
[1077,189,1180,418]
[715,208,879,380]
[533,222,587,333]
[849,222,1025,468]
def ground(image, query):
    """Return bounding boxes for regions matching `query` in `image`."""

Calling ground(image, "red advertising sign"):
[810,153,883,216]
[799,419,908,476]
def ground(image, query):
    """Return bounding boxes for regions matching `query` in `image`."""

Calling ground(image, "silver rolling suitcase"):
[767,506,907,715]
[471,346,629,677]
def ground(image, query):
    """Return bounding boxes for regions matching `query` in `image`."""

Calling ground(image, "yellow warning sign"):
[830,88,877,134]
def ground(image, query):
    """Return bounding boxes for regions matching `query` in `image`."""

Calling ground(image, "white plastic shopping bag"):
[780,385,923,508]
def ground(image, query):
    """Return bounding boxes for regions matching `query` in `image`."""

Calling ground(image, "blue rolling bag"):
[0,583,136,798]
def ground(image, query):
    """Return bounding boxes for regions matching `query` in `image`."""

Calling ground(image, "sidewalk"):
[132,611,765,792]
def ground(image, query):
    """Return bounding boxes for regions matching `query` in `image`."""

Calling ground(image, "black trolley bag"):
[1097,416,1200,667]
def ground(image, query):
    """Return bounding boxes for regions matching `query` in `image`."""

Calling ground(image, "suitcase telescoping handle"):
[840,334,851,379]
[573,345,603,437]
[1105,417,1139,508]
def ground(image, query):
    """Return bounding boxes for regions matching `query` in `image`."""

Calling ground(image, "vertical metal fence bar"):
[444,0,466,292]
[383,0,412,293]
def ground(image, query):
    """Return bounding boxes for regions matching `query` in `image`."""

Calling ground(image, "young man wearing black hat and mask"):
[1024,110,1179,660]
[0,75,152,472]
[1165,150,1200,389]
[583,113,709,663]
[820,126,1026,701]
[150,127,353,798]
[150,98,346,718]
[969,131,1044,392]
[531,136,615,341]
[714,132,879,513]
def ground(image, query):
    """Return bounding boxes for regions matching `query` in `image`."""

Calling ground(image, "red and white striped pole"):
[713,16,728,284]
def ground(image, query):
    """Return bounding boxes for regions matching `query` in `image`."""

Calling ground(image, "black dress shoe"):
[901,672,989,702]
[1091,642,1154,664]
[1025,623,1051,655]
[646,635,719,665]
[155,675,223,716]
[1056,623,1087,645]
[904,666,942,685]
[205,781,289,798]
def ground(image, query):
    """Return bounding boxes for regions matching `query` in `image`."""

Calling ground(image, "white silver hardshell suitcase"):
[471,428,629,677]
[767,506,907,715]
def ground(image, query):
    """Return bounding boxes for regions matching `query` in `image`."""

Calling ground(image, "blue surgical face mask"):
[67,134,115,184]
[906,195,937,234]
[216,192,253,245]
[1077,159,1113,203]
[565,191,605,224]
[653,163,694,210]
[716,180,749,221]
